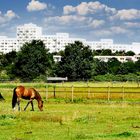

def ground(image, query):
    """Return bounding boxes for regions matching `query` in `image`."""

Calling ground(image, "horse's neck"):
[35,91,42,102]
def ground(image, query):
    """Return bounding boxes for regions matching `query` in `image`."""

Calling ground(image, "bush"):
[93,73,140,82]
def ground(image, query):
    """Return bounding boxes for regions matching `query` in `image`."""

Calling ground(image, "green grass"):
[0,82,140,140]
[0,99,140,140]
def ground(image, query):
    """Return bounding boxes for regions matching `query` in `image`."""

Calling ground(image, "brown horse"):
[12,85,43,111]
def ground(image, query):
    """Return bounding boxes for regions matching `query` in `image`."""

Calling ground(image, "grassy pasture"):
[0,101,140,140]
[0,82,140,140]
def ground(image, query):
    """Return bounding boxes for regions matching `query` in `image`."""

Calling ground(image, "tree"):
[101,49,112,56]
[107,58,121,74]
[117,63,129,75]
[114,50,125,56]
[125,51,135,56]
[56,41,93,80]
[10,40,53,81]
[93,50,102,56]
[3,51,17,79]
[123,61,136,73]
[93,59,108,75]
[135,59,140,72]
[0,51,17,75]
[4,51,17,65]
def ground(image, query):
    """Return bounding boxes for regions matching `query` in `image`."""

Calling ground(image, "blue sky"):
[0,0,140,43]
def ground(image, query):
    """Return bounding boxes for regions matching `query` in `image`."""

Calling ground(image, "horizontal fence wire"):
[45,85,140,102]
[0,84,140,102]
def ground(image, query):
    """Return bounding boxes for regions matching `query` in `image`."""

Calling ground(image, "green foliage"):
[0,70,10,80]
[107,58,121,74]
[93,49,112,56]
[125,51,135,56]
[93,73,140,82]
[93,59,108,75]
[10,40,54,81]
[56,41,93,80]
[0,41,139,82]
[101,49,112,55]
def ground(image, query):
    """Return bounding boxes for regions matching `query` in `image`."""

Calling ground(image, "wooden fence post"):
[53,85,56,98]
[71,85,74,102]
[122,86,125,100]
[107,86,110,101]
[46,85,48,101]
[88,86,90,98]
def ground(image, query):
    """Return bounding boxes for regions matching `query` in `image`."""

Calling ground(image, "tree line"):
[0,40,140,82]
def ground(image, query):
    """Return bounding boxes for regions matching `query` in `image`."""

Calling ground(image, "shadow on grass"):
[74,131,136,139]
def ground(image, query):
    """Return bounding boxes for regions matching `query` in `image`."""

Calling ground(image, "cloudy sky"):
[0,0,140,43]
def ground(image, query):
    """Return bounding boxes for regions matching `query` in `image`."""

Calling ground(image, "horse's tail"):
[12,87,17,109]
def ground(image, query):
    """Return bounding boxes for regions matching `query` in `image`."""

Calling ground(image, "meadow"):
[0,82,140,140]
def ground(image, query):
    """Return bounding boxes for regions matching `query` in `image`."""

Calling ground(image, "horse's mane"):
[33,88,42,100]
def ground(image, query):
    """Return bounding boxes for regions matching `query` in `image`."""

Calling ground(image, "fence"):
[45,85,140,102]
[0,84,140,102]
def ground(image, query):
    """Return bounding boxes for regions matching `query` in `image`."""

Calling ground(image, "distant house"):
[94,55,140,63]
[53,55,62,63]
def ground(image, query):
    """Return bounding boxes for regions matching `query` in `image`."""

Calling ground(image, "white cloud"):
[90,26,130,39]
[59,15,88,24]
[63,1,116,15]
[124,22,140,28]
[5,10,18,19]
[90,19,105,28]
[44,15,90,26]
[90,29,112,38]
[27,0,47,12]
[76,2,90,15]
[63,5,75,15]
[43,1,140,42]
[110,9,140,20]
[0,10,18,24]
[110,26,129,34]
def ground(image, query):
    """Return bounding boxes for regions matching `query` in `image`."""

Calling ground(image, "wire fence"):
[0,83,140,102]
[45,85,140,102]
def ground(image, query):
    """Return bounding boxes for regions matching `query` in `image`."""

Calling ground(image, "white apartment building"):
[0,23,140,54]
[86,39,133,53]
[40,33,72,53]
[16,23,42,51]
[40,33,87,53]
[0,36,17,54]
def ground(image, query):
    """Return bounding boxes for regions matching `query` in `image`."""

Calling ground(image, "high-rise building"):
[0,36,17,54]
[0,23,140,54]
[16,23,42,50]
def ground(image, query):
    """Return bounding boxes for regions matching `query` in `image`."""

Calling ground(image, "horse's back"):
[15,86,31,98]
[15,86,37,100]
[15,86,25,96]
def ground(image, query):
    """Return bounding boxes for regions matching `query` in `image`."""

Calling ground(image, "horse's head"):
[38,100,43,111]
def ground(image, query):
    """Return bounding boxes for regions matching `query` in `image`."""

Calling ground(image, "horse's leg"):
[24,101,30,111]
[24,99,33,111]
[17,98,20,111]
[30,101,34,111]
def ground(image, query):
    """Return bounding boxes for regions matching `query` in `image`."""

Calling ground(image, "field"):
[0,82,140,140]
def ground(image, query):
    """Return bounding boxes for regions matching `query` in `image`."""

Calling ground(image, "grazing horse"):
[12,85,43,111]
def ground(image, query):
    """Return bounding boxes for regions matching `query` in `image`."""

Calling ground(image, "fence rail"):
[45,85,140,101]
[0,85,140,102]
